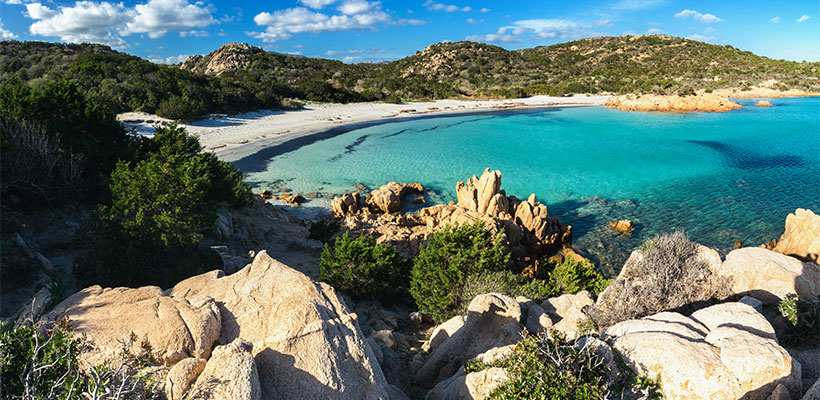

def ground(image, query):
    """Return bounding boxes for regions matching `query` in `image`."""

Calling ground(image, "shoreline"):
[118,95,610,159]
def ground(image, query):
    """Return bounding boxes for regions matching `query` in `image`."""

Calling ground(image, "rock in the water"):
[259,190,275,199]
[365,182,423,214]
[415,293,522,388]
[165,357,207,400]
[773,208,820,264]
[603,302,801,400]
[425,367,508,400]
[755,100,773,107]
[279,192,306,205]
[425,315,465,352]
[171,251,390,399]
[188,339,261,400]
[717,247,820,303]
[608,219,634,233]
[45,286,221,366]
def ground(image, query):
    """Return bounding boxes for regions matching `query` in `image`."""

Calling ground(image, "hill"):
[2,35,818,119]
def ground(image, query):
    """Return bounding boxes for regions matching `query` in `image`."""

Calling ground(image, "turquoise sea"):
[233,98,820,275]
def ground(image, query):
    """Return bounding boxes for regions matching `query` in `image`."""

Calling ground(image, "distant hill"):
[1,36,818,119]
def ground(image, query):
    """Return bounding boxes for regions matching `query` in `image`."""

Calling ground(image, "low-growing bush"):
[589,230,728,329]
[410,223,509,322]
[776,294,820,348]
[544,258,610,296]
[488,332,612,400]
[319,233,410,301]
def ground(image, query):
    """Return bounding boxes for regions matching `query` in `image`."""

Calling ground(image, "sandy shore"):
[118,95,610,159]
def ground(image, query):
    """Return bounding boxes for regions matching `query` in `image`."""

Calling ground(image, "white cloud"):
[674,9,722,23]
[797,15,811,23]
[466,18,484,24]
[465,27,521,44]
[480,8,489,13]
[770,17,780,23]
[148,54,189,64]
[687,33,713,42]
[595,19,613,27]
[423,0,470,13]
[299,0,337,9]
[338,0,375,15]
[648,21,660,26]
[612,0,665,10]
[125,0,216,38]
[325,46,385,56]
[646,28,663,34]
[4,0,24,4]
[251,4,391,42]
[703,26,714,33]
[396,18,425,26]
[621,29,635,35]
[0,19,18,39]
[25,2,134,48]
[514,18,586,39]
[22,0,218,48]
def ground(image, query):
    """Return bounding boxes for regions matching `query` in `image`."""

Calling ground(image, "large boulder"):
[425,367,508,400]
[774,208,820,264]
[332,192,361,218]
[170,251,390,399]
[424,315,465,352]
[165,357,207,400]
[541,291,594,339]
[415,293,522,388]
[365,182,424,214]
[716,247,820,303]
[45,286,221,366]
[188,339,261,400]
[457,169,503,215]
[603,302,801,400]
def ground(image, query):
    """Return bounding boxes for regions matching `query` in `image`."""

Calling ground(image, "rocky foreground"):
[9,195,816,400]
[604,94,743,112]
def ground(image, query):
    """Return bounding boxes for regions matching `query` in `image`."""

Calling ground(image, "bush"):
[544,258,610,296]
[410,223,509,322]
[589,230,728,329]
[0,318,83,399]
[319,233,410,301]
[459,270,555,315]
[487,332,611,400]
[776,295,820,348]
[74,123,251,288]
[156,94,207,120]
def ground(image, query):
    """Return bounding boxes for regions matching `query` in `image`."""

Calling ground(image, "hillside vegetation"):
[2,35,818,119]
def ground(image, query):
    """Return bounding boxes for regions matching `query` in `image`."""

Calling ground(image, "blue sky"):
[1,0,818,64]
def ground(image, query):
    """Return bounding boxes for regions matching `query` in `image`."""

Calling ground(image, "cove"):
[234,98,820,275]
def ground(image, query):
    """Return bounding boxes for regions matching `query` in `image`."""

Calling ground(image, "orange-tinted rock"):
[754,100,773,107]
[605,94,742,112]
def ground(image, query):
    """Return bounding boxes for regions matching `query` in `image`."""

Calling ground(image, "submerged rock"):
[608,219,634,233]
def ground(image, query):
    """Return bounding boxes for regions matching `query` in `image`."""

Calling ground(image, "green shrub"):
[410,223,509,322]
[309,219,341,243]
[488,332,611,400]
[776,294,820,347]
[544,258,610,296]
[459,270,555,315]
[156,94,207,120]
[74,123,250,288]
[319,233,410,301]
[0,318,83,399]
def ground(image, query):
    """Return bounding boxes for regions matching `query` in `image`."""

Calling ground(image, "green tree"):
[319,233,410,301]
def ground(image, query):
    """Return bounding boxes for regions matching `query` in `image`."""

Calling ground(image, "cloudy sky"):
[1,0,818,64]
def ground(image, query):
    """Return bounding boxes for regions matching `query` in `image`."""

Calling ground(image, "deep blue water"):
[235,98,820,275]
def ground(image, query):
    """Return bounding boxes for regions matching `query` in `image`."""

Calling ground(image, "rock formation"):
[604,94,742,112]
[330,169,571,266]
[181,43,261,76]
[755,100,773,107]
[169,251,390,399]
[716,247,820,303]
[773,208,820,263]
[603,302,801,400]
[608,219,634,233]
[188,339,261,400]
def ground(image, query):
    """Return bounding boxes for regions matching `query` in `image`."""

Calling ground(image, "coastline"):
[117,95,610,159]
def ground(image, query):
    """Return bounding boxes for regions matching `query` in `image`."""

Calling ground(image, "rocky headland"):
[604,94,743,112]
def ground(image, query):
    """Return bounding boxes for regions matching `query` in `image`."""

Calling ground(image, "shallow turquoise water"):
[236,98,820,275]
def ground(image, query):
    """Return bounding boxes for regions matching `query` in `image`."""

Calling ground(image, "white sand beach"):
[118,95,610,159]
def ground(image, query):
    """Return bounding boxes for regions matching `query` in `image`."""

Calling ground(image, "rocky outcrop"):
[188,339,261,400]
[331,169,571,266]
[773,208,820,263]
[45,286,221,366]
[424,315,465,352]
[170,251,390,399]
[165,357,207,400]
[181,43,261,76]
[716,247,820,303]
[605,94,742,112]
[540,291,595,339]
[603,302,801,400]
[755,100,773,107]
[608,219,634,233]
[425,367,508,400]
[415,293,522,388]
